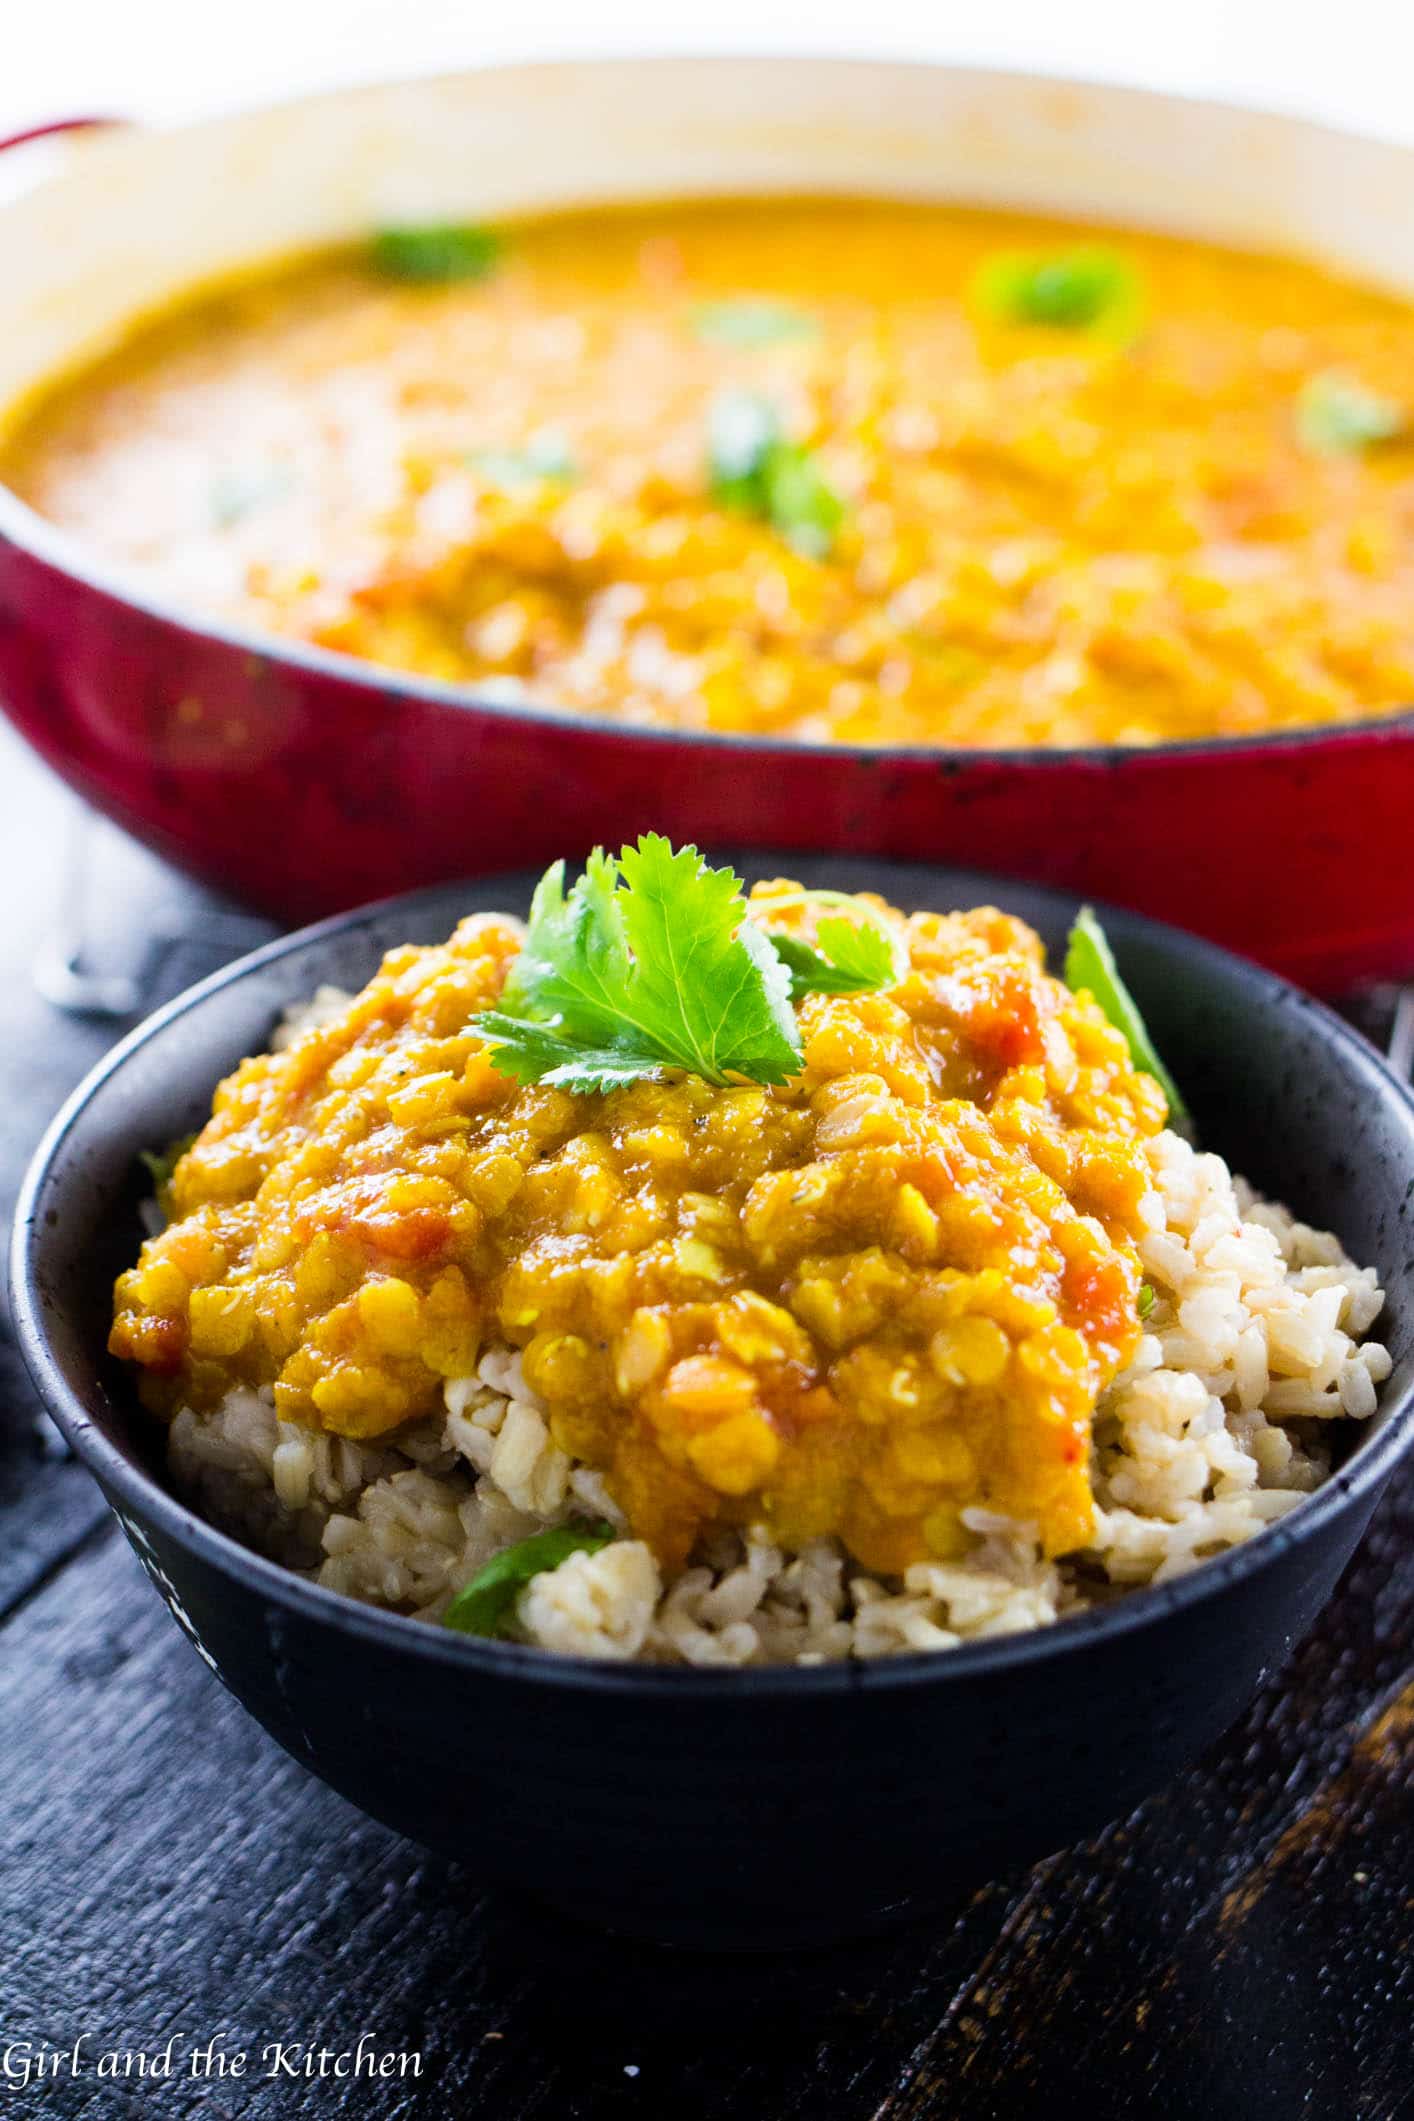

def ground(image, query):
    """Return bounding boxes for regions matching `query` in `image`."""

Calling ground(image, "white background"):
[1,0,1412,144]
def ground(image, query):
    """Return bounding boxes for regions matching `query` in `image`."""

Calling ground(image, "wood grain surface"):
[1,726,1409,2120]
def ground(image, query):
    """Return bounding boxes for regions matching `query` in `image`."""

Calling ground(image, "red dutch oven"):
[1,60,1411,991]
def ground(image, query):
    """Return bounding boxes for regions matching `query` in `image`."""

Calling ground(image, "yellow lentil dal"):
[110,888,1165,1574]
[6,198,1414,748]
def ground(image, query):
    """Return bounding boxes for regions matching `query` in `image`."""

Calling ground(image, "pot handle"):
[0,116,125,155]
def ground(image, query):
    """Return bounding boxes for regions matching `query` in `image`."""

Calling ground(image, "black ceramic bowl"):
[12,858,1414,1949]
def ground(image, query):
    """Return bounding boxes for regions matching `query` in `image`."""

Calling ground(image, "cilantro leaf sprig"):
[756,889,902,1002]
[475,838,801,1092]
[767,919,899,1003]
[474,842,901,1094]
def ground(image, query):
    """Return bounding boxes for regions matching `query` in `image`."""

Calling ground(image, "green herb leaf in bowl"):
[1138,1282,1156,1319]
[707,391,844,558]
[474,836,805,1093]
[693,298,820,349]
[974,246,1144,340]
[443,1523,616,1639]
[1064,906,1190,1128]
[370,222,501,284]
[1296,371,1406,455]
[766,911,900,1002]
[139,1133,196,1193]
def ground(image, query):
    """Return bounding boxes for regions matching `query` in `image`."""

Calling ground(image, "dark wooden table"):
[2,722,1410,2121]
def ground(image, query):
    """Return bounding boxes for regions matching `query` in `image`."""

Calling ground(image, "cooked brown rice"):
[166,1111,1389,1665]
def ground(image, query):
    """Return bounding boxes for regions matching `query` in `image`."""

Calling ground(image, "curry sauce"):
[7,197,1414,748]
[110,889,1164,1575]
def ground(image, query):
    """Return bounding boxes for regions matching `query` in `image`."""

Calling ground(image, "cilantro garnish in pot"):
[974,246,1144,340]
[370,223,501,283]
[1064,906,1189,1127]
[467,428,577,490]
[1297,372,1406,455]
[443,1523,616,1638]
[208,462,295,529]
[706,392,844,558]
[692,298,820,348]
[473,839,899,1093]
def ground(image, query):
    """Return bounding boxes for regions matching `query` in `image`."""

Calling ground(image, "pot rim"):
[12,866,1414,1699]
[3,48,1414,773]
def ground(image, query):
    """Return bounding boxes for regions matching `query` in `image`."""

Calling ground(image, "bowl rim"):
[11,863,1414,1698]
